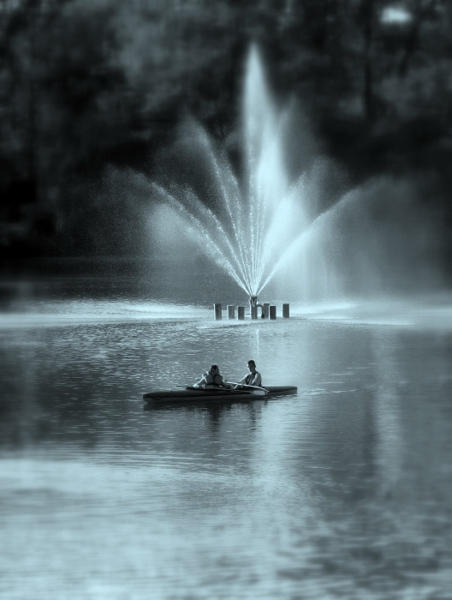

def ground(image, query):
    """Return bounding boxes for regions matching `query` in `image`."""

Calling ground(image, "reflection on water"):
[1,280,452,599]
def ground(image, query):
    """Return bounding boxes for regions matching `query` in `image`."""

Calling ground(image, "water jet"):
[140,44,439,306]
[147,44,318,301]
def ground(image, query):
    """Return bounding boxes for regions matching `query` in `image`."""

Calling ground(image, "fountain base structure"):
[214,302,289,320]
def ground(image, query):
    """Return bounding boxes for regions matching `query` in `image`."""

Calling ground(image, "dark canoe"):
[143,385,297,404]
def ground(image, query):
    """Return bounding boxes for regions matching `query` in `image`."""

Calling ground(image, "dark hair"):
[248,360,256,367]
[210,364,219,371]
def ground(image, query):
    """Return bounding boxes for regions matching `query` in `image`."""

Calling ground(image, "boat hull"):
[143,385,297,404]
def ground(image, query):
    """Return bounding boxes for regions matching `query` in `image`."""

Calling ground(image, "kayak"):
[143,385,297,403]
[143,385,297,404]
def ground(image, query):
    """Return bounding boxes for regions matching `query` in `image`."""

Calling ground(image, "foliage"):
[1,0,452,259]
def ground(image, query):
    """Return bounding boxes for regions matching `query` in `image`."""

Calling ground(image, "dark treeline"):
[1,0,452,261]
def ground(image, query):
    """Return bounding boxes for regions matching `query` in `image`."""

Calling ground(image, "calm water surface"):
[1,276,452,599]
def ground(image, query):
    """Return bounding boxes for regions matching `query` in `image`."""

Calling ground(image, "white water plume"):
[139,45,438,301]
[148,45,317,297]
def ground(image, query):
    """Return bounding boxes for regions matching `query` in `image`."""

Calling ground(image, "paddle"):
[226,382,270,394]
[179,384,267,396]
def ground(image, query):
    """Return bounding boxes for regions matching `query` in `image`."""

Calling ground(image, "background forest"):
[1,0,451,271]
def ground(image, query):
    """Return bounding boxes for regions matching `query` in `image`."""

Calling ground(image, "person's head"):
[247,360,256,372]
[210,364,219,374]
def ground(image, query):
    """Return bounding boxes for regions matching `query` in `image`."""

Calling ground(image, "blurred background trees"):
[1,0,451,262]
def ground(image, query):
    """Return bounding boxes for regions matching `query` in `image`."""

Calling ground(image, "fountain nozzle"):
[249,295,266,319]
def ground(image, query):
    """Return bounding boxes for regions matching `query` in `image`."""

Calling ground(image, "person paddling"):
[239,360,262,387]
[194,364,228,389]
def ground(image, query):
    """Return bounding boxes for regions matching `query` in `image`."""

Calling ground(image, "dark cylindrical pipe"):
[214,303,222,320]
[237,306,245,320]
[282,303,290,318]
[270,305,277,320]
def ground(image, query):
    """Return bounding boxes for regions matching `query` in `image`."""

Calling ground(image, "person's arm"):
[230,376,244,389]
[218,375,227,388]
[194,373,207,388]
[251,372,262,386]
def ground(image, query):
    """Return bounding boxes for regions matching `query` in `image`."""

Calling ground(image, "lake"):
[1,269,452,599]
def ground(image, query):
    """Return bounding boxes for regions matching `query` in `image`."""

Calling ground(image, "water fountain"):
[143,45,316,306]
[136,44,440,310]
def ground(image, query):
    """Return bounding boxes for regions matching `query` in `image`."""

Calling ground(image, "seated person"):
[239,360,262,387]
[194,364,228,388]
